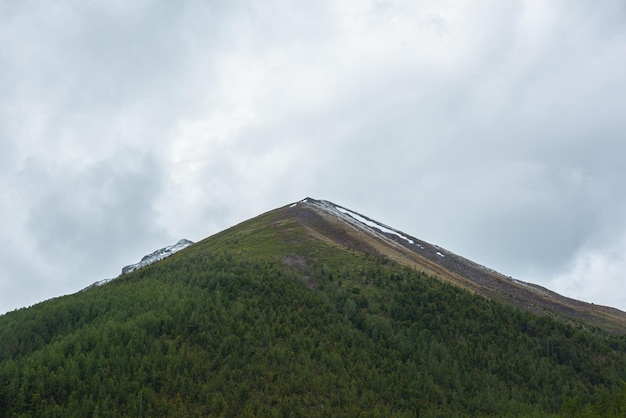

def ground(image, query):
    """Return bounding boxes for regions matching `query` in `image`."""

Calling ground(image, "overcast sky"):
[2,0,626,314]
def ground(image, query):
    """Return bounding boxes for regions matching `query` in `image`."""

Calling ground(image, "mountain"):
[1,198,625,417]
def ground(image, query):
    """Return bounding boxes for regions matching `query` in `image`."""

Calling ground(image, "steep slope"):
[279,198,626,334]
[1,198,626,417]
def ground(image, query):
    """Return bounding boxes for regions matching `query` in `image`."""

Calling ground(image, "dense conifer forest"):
[1,206,626,416]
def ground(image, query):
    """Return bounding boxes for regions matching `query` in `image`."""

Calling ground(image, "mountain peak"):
[280,198,626,333]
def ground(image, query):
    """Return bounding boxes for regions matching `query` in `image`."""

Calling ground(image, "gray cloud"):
[0,150,168,311]
[19,152,165,261]
[2,0,626,313]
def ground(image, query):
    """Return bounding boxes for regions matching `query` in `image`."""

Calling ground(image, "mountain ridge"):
[280,198,626,333]
[79,239,195,292]
[121,238,194,275]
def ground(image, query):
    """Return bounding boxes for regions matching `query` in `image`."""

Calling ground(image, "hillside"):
[282,199,626,334]
[1,198,626,416]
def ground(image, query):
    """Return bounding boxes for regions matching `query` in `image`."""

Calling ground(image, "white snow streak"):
[335,206,415,244]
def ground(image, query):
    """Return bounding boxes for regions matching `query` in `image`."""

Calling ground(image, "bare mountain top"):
[284,198,626,334]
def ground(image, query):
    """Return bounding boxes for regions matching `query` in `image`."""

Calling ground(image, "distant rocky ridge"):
[80,239,194,292]
[121,239,194,275]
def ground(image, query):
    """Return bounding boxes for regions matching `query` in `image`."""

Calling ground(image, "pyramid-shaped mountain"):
[1,197,626,417]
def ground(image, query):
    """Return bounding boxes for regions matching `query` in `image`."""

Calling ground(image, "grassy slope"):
[0,205,625,416]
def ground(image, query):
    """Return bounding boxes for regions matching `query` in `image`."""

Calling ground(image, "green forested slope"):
[1,207,626,417]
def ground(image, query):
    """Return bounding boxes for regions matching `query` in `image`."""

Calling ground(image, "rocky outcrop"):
[121,239,194,275]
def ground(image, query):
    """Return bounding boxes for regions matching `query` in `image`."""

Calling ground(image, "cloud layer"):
[2,0,626,313]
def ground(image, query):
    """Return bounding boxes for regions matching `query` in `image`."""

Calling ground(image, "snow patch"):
[79,278,113,292]
[436,252,445,257]
[334,206,415,245]
[290,203,297,208]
